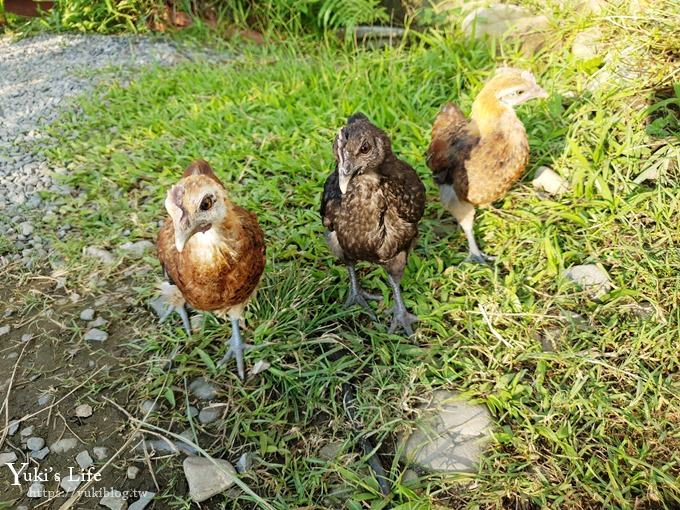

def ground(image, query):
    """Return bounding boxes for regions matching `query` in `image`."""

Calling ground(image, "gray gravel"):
[0,34,186,268]
[51,437,78,453]
[26,436,45,451]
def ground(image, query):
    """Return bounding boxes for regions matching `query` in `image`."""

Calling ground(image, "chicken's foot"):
[465,247,496,265]
[217,318,252,380]
[386,273,418,336]
[345,264,381,321]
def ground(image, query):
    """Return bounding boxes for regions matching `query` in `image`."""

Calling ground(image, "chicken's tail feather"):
[427,103,466,175]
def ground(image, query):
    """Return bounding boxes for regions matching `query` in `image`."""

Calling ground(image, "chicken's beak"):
[174,225,192,253]
[174,221,211,253]
[338,164,352,194]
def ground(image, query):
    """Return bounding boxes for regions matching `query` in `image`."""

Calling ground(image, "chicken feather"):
[156,160,265,378]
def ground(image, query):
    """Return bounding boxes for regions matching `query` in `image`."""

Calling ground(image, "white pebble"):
[532,166,569,195]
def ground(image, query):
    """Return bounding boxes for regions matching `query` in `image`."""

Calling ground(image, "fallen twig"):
[0,339,32,449]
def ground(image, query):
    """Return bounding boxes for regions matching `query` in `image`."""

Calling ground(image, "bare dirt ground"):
[0,268,182,508]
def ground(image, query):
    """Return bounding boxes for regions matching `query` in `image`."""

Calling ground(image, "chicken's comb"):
[169,184,189,223]
[170,183,185,207]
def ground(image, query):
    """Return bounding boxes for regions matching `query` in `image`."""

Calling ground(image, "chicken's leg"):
[156,282,192,336]
[440,185,495,264]
[386,273,418,336]
[385,254,418,336]
[345,264,382,321]
[216,318,247,379]
[153,282,192,369]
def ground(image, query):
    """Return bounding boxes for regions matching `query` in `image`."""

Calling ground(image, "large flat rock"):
[183,456,237,503]
[401,390,492,473]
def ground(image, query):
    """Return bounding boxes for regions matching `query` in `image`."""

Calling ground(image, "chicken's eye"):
[200,196,214,211]
[359,142,371,154]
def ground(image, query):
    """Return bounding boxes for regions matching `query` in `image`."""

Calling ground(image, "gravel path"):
[0,34,197,268]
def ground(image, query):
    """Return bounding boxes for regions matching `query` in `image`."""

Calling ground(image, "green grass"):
[42,4,680,508]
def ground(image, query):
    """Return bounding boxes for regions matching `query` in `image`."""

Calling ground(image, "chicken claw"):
[388,307,418,336]
[465,251,496,265]
[216,318,253,380]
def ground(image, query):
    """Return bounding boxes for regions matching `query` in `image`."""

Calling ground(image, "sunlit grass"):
[41,7,680,509]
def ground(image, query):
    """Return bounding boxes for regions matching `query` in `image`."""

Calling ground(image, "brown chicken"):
[321,113,426,335]
[427,68,548,263]
[156,159,266,379]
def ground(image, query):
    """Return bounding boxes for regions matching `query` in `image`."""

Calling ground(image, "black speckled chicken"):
[427,68,548,263]
[320,113,426,335]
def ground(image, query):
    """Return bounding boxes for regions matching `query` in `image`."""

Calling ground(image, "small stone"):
[120,240,154,257]
[183,456,237,503]
[84,328,108,342]
[76,450,94,469]
[94,296,109,307]
[189,378,218,400]
[6,352,18,359]
[84,246,115,265]
[0,451,18,463]
[401,390,492,473]
[129,491,156,510]
[562,264,611,299]
[31,446,50,460]
[188,405,199,418]
[100,489,127,510]
[533,166,569,195]
[27,437,45,451]
[198,407,221,424]
[573,0,606,14]
[319,441,344,461]
[20,425,34,438]
[21,333,33,343]
[60,473,83,493]
[0,325,10,336]
[462,4,549,39]
[37,394,52,406]
[572,27,603,60]
[19,221,34,236]
[236,452,253,473]
[93,446,109,460]
[127,465,140,479]
[140,399,160,415]
[75,403,93,418]
[51,437,78,453]
[87,316,108,329]
[250,359,271,375]
[402,469,419,484]
[27,482,45,498]
[79,308,95,321]
[8,420,19,436]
